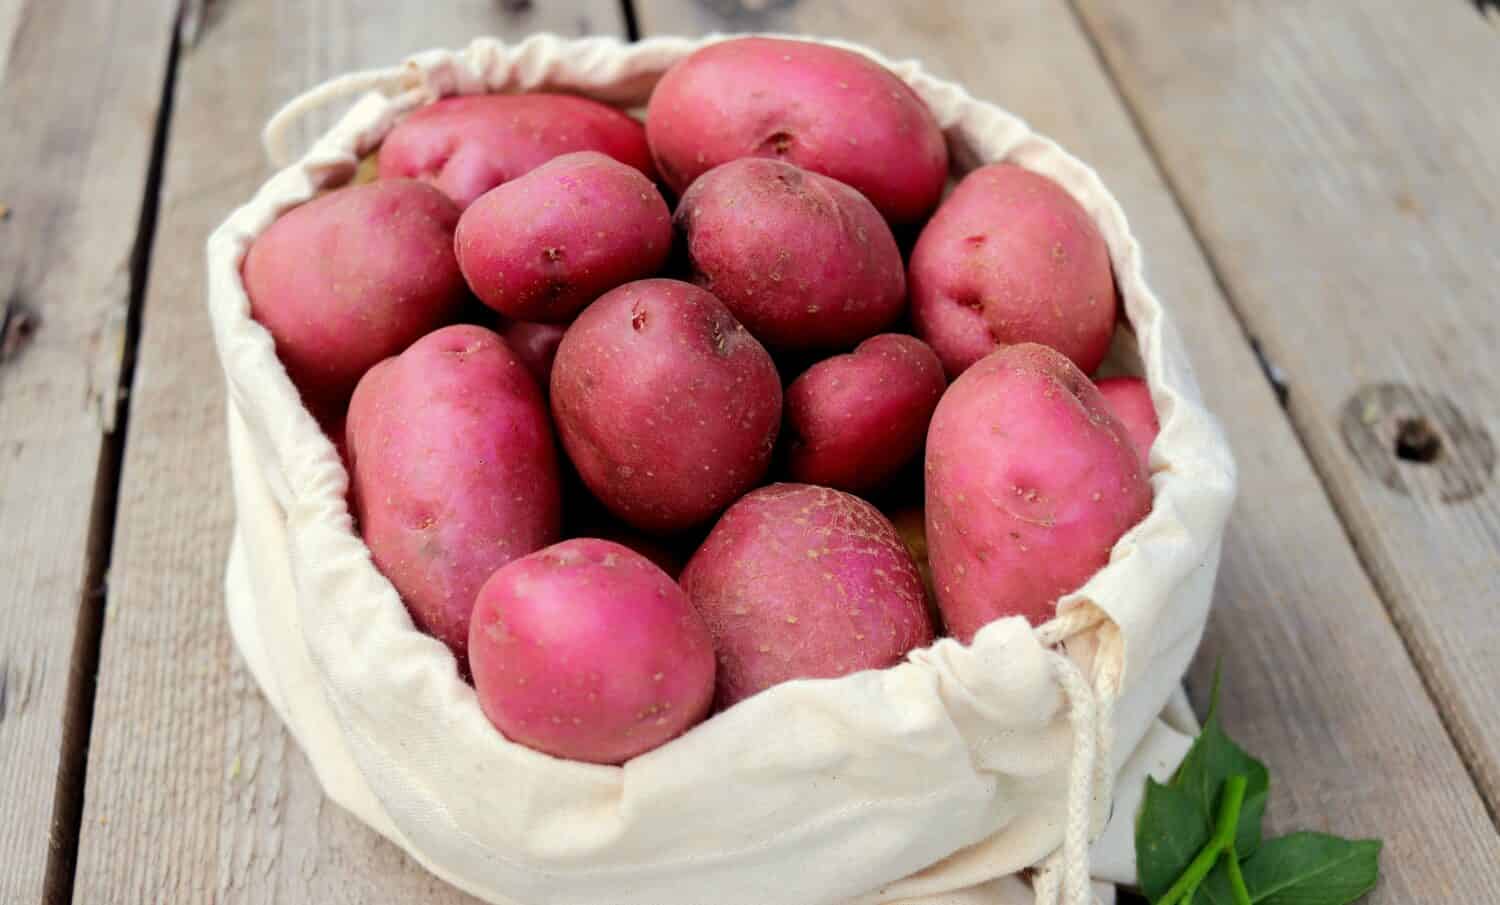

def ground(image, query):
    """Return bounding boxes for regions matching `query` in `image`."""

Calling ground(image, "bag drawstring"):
[261,66,414,169]
[1031,607,1120,905]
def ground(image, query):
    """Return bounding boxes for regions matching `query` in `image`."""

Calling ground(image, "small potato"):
[676,158,906,351]
[498,319,567,391]
[1096,377,1160,466]
[646,36,947,224]
[785,334,945,493]
[681,484,934,708]
[456,152,672,323]
[243,179,464,405]
[551,279,782,535]
[379,93,656,208]
[469,539,716,765]
[347,325,561,666]
[909,164,1117,378]
[926,344,1151,640]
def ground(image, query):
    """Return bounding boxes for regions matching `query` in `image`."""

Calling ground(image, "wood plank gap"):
[1063,0,1500,832]
[40,20,184,905]
[620,0,641,40]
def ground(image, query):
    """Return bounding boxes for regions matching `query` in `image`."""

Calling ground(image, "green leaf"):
[1238,833,1382,905]
[1174,672,1270,855]
[1137,778,1212,902]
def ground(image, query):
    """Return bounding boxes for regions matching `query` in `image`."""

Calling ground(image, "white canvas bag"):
[210,34,1236,905]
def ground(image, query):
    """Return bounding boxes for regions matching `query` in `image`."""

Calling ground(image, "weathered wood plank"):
[70,3,624,903]
[0,0,24,82]
[630,2,1500,899]
[0,1,178,903]
[1073,0,1500,820]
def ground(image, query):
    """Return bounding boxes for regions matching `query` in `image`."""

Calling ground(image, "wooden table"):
[2,1,1497,902]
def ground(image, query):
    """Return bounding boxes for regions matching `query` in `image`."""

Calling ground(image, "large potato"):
[456,152,672,323]
[681,484,934,708]
[909,164,1117,378]
[1096,376,1160,466]
[347,325,561,667]
[646,36,948,224]
[925,344,1151,640]
[785,334,945,493]
[550,279,782,534]
[243,179,464,405]
[469,539,715,764]
[675,158,906,351]
[379,94,656,208]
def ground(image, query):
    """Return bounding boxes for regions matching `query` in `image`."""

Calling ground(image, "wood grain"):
[0,1,178,903]
[1073,0,1500,820]
[69,2,624,903]
[0,0,24,82]
[630,2,1500,899]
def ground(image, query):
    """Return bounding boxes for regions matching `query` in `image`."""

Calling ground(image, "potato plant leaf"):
[1134,670,1381,905]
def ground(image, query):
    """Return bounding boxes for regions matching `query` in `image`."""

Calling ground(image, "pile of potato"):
[244,37,1159,766]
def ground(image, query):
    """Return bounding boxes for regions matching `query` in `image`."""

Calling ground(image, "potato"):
[497,319,566,391]
[925,344,1151,640]
[646,36,948,224]
[347,325,561,667]
[1096,376,1160,466]
[243,179,464,405]
[784,334,945,493]
[379,93,656,208]
[456,152,672,323]
[887,503,940,626]
[680,484,934,708]
[909,164,1117,378]
[676,158,906,351]
[550,279,782,535]
[468,539,715,765]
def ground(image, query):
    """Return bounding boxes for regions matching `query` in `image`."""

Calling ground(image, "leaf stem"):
[1225,850,1252,905]
[1213,775,1249,849]
[1154,776,1249,905]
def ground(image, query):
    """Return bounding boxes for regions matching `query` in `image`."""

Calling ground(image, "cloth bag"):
[209,34,1237,905]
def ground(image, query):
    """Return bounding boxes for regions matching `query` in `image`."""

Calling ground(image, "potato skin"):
[379,94,656,208]
[925,344,1151,640]
[550,279,782,534]
[1096,377,1160,466]
[456,152,672,323]
[676,158,906,351]
[681,484,934,708]
[468,539,715,765]
[785,334,946,493]
[497,319,567,391]
[347,325,561,666]
[909,164,1117,378]
[243,179,464,405]
[646,36,948,224]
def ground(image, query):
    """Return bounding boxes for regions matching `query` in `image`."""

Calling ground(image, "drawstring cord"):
[1032,606,1121,905]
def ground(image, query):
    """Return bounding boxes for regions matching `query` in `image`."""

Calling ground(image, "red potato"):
[925,344,1151,640]
[681,484,934,709]
[347,325,561,667]
[468,539,716,765]
[1096,376,1160,466]
[456,152,672,323]
[909,164,1117,378]
[379,94,656,208]
[550,279,782,534]
[243,179,464,405]
[498,319,567,391]
[675,158,907,351]
[646,36,948,224]
[785,334,945,493]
